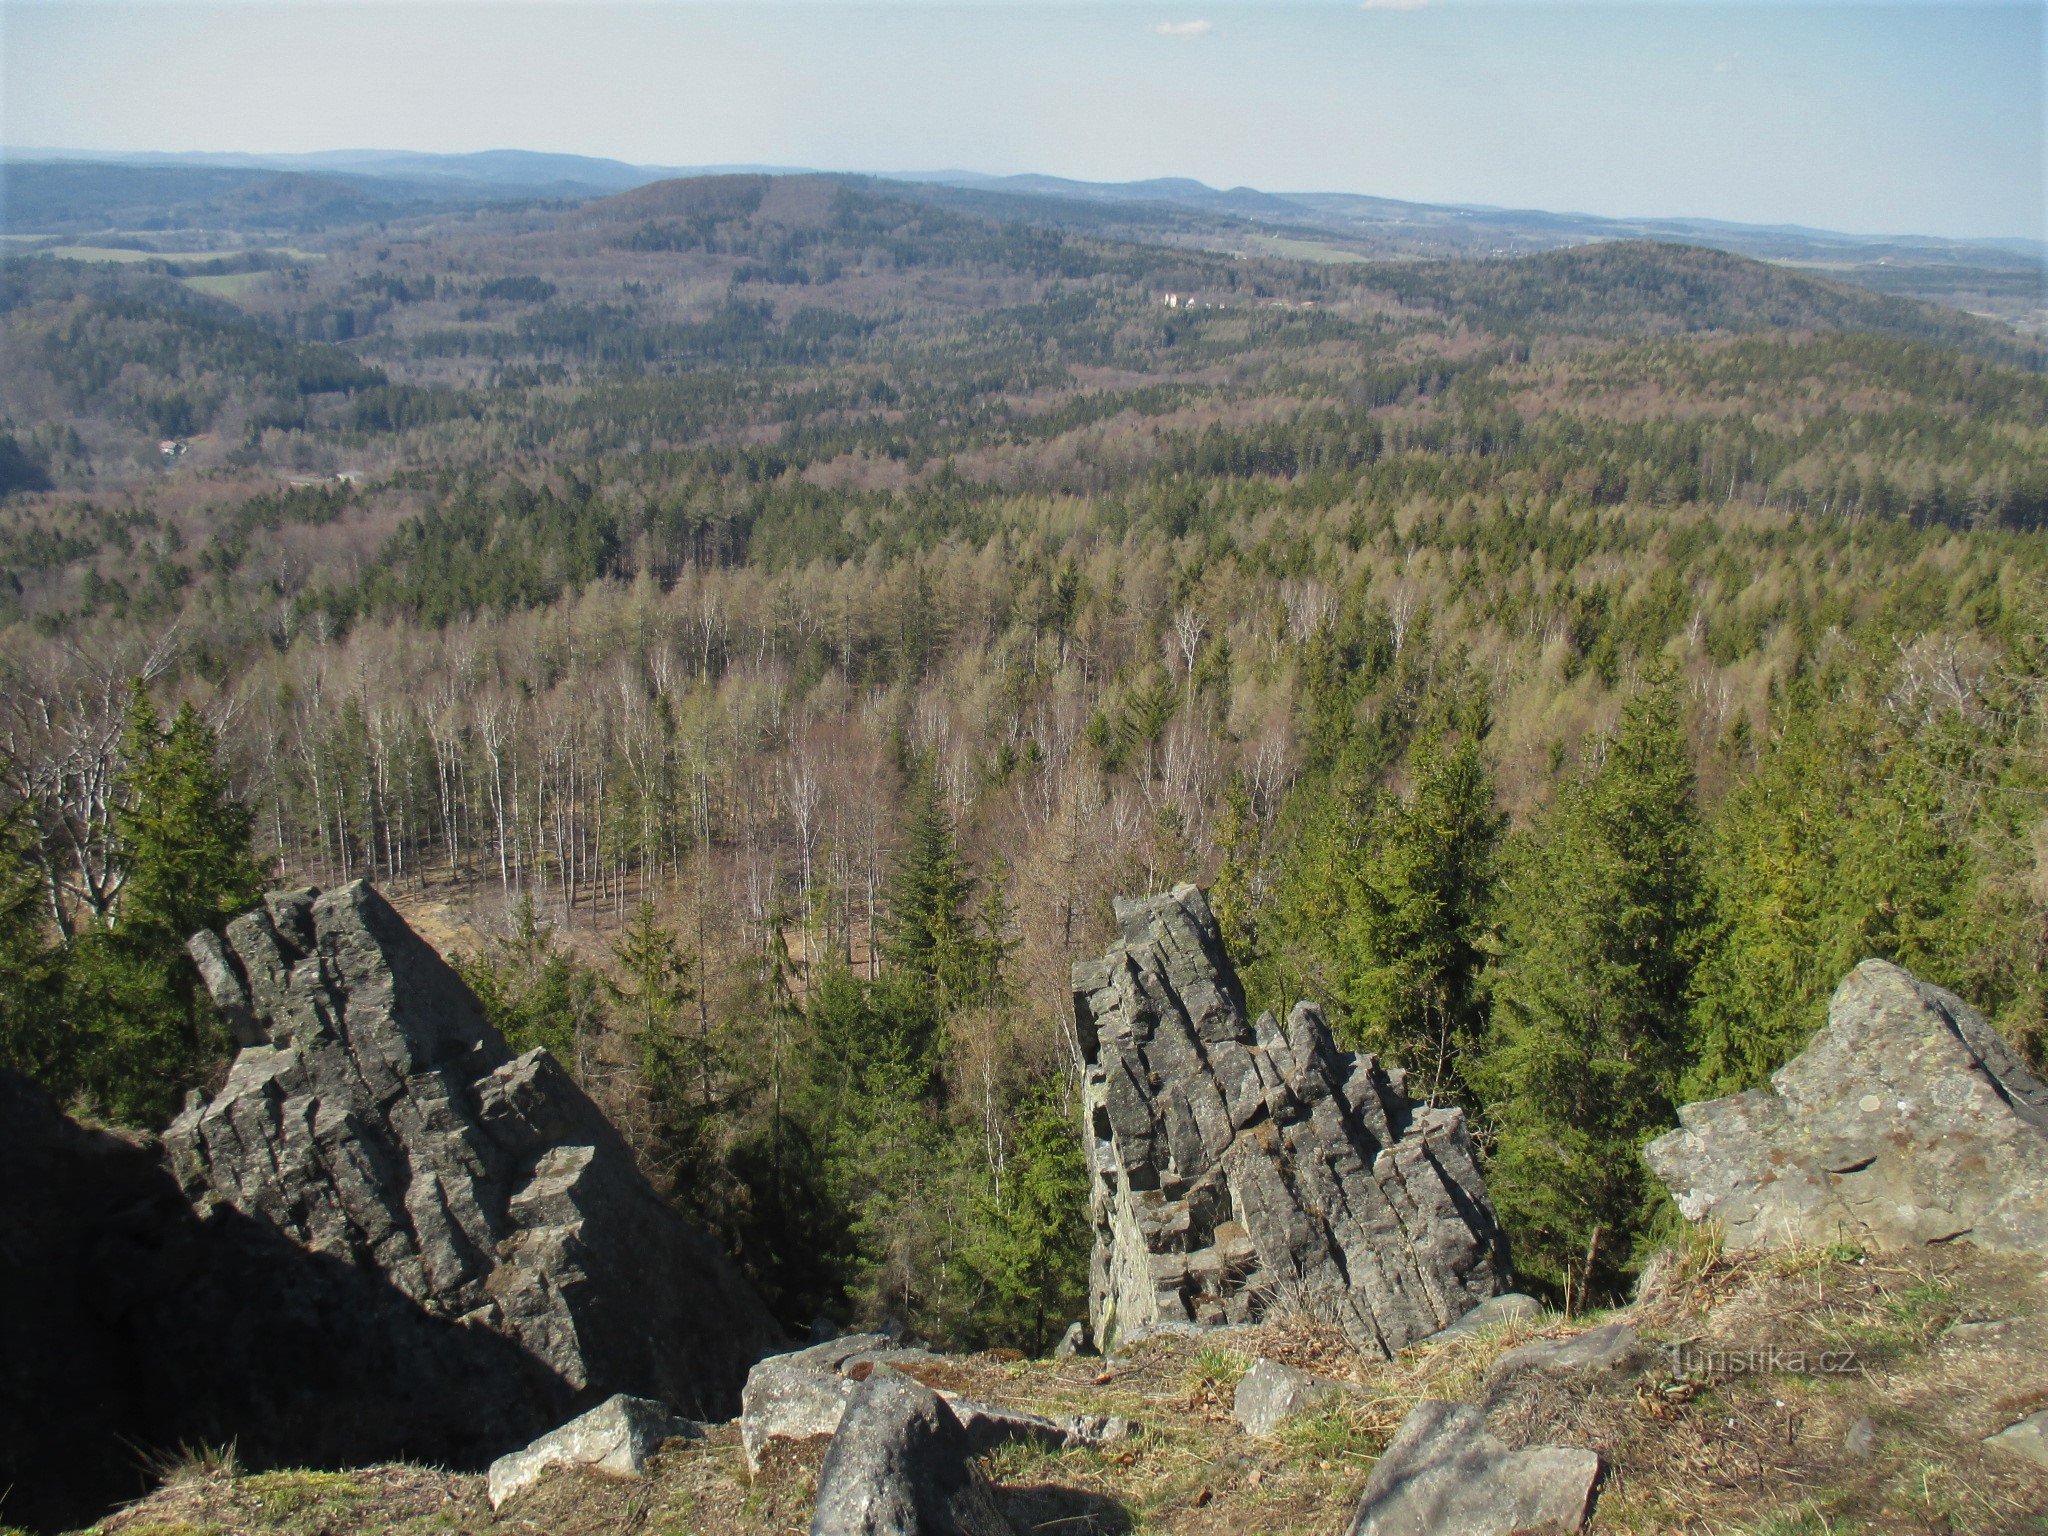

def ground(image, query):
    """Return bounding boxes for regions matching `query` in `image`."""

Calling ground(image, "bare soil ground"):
[69,1243,2048,1536]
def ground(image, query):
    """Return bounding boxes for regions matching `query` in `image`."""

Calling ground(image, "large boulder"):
[742,1335,1127,1472]
[1233,1357,1348,1436]
[1346,1400,1600,1536]
[169,882,780,1418]
[1645,960,2048,1256]
[808,1373,1014,1536]
[0,1068,562,1531]
[486,1394,683,1509]
[1074,885,1507,1355]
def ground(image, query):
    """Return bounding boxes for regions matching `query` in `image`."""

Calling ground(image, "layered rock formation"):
[1645,959,2048,1255]
[170,881,779,1418]
[1074,885,1507,1355]
[1,1067,560,1531]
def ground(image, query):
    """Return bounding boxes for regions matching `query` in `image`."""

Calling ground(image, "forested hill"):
[2,168,2047,1348]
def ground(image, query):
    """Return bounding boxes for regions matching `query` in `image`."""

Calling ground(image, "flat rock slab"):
[809,1373,1012,1536]
[487,1394,680,1509]
[1346,1399,1600,1536]
[1985,1409,2048,1472]
[1233,1357,1347,1437]
[1646,960,2048,1256]
[1488,1323,1645,1383]
[1429,1292,1544,1345]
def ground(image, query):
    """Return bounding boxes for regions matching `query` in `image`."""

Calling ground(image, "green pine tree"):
[1338,733,1503,1106]
[1475,673,1707,1304]
[957,1082,1091,1352]
[62,690,265,1125]
[461,892,607,1074]
[883,755,991,1008]
[116,692,263,945]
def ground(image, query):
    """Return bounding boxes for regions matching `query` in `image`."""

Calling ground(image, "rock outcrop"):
[1346,1399,1601,1536]
[487,1395,683,1509]
[1645,960,2048,1256]
[169,882,780,1418]
[0,1067,562,1531]
[742,1334,1128,1473]
[1074,885,1507,1354]
[1232,1357,1347,1436]
[808,1373,1013,1536]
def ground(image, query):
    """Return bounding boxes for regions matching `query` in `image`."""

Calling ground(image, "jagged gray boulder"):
[169,881,780,1419]
[1487,1323,1645,1385]
[486,1394,682,1508]
[808,1373,1013,1536]
[1645,960,2048,1256]
[1346,1400,1600,1536]
[1233,1357,1347,1436]
[743,1335,1127,1472]
[742,1334,918,1471]
[1985,1409,2048,1471]
[1074,885,1507,1355]
[1430,1292,1543,1344]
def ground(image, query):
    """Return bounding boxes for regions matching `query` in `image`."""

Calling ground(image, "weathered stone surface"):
[1233,1357,1346,1436]
[487,1394,682,1508]
[1488,1323,1645,1384]
[1345,1399,1600,1536]
[0,1068,562,1531]
[1645,961,2048,1256]
[1076,885,1507,1355]
[168,882,780,1419]
[1985,1409,2048,1471]
[808,1374,1013,1536]
[944,1399,1130,1458]
[743,1335,1126,1472]
[742,1334,913,1471]
[1843,1416,1877,1460]
[1052,1321,1089,1359]
[1430,1292,1543,1344]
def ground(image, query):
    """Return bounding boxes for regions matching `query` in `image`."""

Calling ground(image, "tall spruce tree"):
[62,691,265,1124]
[883,754,993,1009]
[1338,733,1504,1106]
[1688,675,1991,1095]
[1475,673,1706,1303]
[957,1082,1091,1352]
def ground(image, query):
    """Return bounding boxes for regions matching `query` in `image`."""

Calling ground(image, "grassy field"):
[182,271,273,298]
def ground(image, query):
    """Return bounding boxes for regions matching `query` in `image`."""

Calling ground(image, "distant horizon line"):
[5,142,2043,255]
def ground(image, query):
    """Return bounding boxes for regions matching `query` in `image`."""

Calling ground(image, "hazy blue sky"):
[4,2,2041,240]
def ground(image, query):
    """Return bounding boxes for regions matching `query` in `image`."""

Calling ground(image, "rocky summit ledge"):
[1647,958,2048,1257]
[172,881,781,1419]
[1073,883,1508,1356]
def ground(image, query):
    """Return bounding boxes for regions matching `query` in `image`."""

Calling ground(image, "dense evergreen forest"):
[3,172,2046,1342]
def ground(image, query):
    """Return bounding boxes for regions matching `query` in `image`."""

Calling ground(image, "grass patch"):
[1179,1343,1249,1403]
[246,1470,363,1526]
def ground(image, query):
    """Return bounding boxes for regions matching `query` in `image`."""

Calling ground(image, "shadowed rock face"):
[1646,959,2048,1256]
[170,881,780,1418]
[0,1068,562,1533]
[1074,885,1507,1355]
